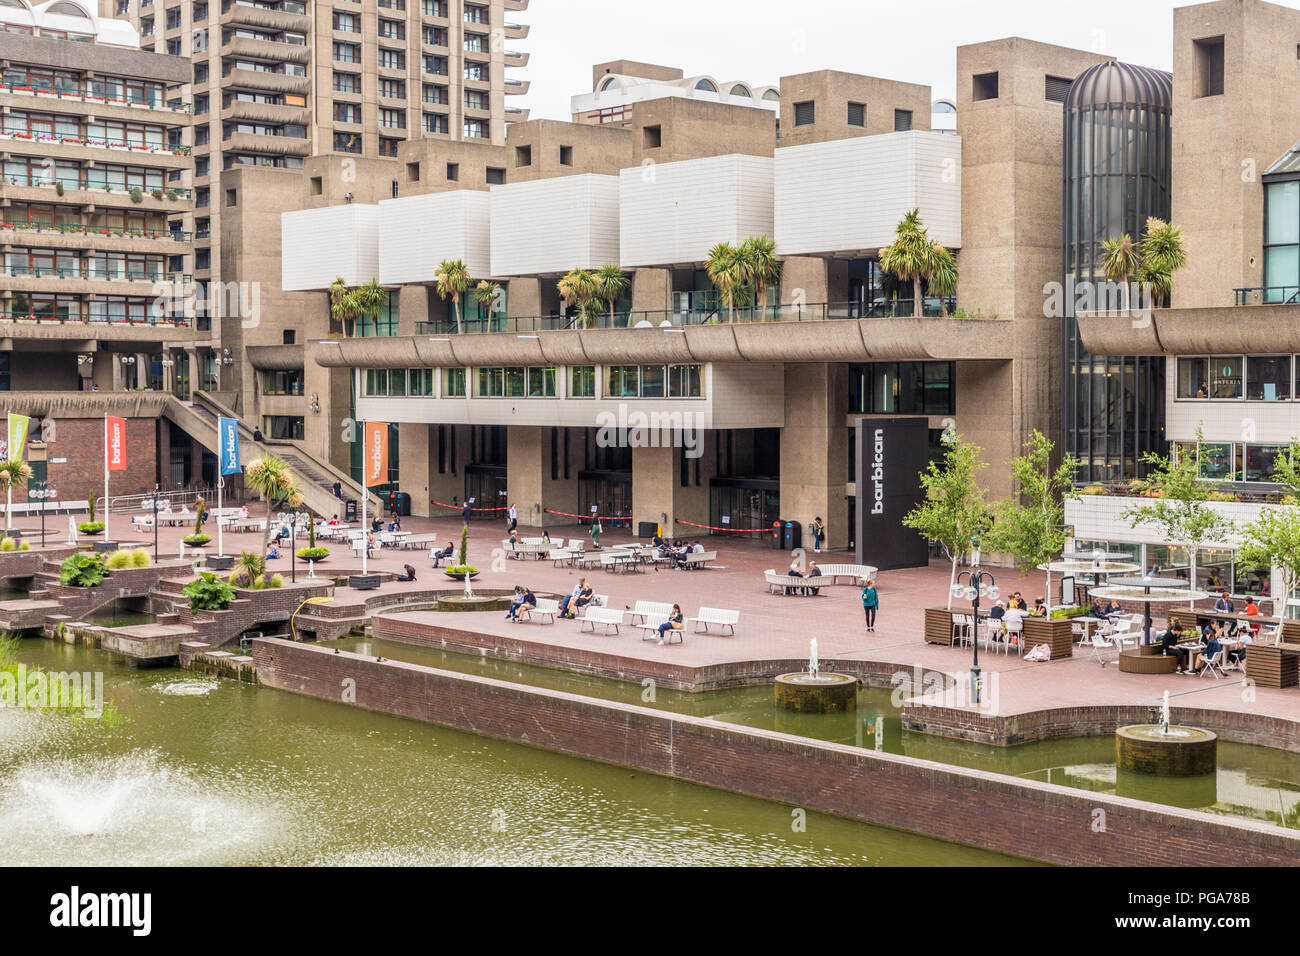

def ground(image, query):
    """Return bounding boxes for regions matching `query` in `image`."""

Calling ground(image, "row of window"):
[361,365,705,400]
[1072,539,1270,599]
[790,100,913,132]
[1176,355,1296,401]
[2,67,166,107]
[849,362,956,416]
[3,158,166,191]
[1173,441,1291,483]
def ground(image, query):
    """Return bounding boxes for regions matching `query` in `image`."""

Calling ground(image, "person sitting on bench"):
[430,542,455,567]
[656,604,684,646]
[570,582,595,618]
[560,579,587,619]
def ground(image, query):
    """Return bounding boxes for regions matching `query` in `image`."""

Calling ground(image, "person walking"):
[461,501,471,524]
[861,578,879,632]
[810,516,825,554]
[507,502,518,533]
[590,517,602,549]
[332,480,342,499]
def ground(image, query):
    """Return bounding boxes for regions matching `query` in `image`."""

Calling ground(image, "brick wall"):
[44,417,158,502]
[251,638,1300,865]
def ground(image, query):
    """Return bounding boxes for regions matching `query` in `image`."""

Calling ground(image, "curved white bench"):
[815,564,879,585]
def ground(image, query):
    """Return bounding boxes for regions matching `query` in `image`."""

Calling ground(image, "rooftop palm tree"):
[328,276,359,338]
[1099,233,1140,313]
[1138,217,1188,305]
[705,241,745,323]
[0,459,32,534]
[879,208,932,318]
[740,236,781,320]
[435,259,473,334]
[927,243,959,317]
[557,268,599,328]
[472,280,503,329]
[353,278,387,337]
[244,455,304,557]
[595,265,630,327]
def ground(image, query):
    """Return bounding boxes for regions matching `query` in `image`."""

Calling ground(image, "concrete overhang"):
[311,317,1015,369]
[0,322,202,349]
[1078,305,1300,356]
[247,345,305,371]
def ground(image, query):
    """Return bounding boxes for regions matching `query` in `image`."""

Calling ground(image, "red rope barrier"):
[544,508,631,522]
[431,500,507,513]
[674,518,769,533]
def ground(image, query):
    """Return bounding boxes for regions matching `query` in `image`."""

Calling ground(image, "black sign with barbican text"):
[855,416,929,571]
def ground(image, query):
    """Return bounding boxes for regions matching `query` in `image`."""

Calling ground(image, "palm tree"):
[244,455,304,556]
[595,265,629,327]
[927,244,958,317]
[879,208,932,318]
[1139,217,1188,306]
[0,459,32,534]
[705,242,745,323]
[557,269,599,328]
[329,276,359,337]
[353,278,387,337]
[435,259,473,334]
[1099,233,1140,313]
[739,236,781,320]
[472,280,502,329]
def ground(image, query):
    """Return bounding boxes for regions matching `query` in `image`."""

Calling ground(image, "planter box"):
[92,540,119,554]
[924,607,961,646]
[1246,643,1299,689]
[206,556,234,571]
[349,574,381,591]
[1021,617,1074,660]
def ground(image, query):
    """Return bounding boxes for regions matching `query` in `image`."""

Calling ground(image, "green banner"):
[6,413,29,462]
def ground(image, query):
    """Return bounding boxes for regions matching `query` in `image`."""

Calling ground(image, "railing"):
[0,266,192,282]
[413,298,961,335]
[0,81,191,112]
[0,310,190,327]
[0,129,190,155]
[1234,286,1300,306]
[0,221,189,240]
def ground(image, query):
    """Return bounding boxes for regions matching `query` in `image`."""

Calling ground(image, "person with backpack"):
[861,579,879,632]
[810,516,825,554]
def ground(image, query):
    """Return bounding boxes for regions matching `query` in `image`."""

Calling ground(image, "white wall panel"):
[774,130,961,256]
[378,191,491,285]
[620,154,774,267]
[281,204,380,291]
[490,174,620,276]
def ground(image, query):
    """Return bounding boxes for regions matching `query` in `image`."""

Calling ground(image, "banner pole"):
[217,475,223,557]
[104,414,110,543]
[361,479,367,575]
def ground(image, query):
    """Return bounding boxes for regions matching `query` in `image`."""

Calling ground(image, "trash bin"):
[783,520,802,551]
[389,491,412,517]
[345,499,358,522]
[771,522,784,549]
[637,521,658,539]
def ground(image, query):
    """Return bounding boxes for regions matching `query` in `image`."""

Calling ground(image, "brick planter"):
[1021,617,1074,660]
[349,574,382,591]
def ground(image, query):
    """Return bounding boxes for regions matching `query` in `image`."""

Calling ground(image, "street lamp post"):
[30,481,55,545]
[953,568,999,705]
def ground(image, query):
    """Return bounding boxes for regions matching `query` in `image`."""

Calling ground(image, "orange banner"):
[363,421,388,487]
[105,416,127,472]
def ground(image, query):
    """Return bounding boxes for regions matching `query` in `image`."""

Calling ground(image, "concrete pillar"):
[632,444,675,536]
[507,277,542,320]
[631,267,671,314]
[109,354,125,391]
[506,425,581,529]
[398,422,466,518]
[780,257,829,307]
[398,284,429,335]
[91,353,114,391]
[780,364,850,550]
[157,420,172,490]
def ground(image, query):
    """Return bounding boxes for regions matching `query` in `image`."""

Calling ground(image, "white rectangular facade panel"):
[281,204,380,291]
[490,173,620,277]
[619,154,774,267]
[377,191,491,285]
[774,130,961,256]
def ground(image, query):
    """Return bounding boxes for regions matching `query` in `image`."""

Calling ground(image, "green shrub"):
[1049,606,1089,619]
[230,550,266,588]
[269,573,284,588]
[131,548,151,568]
[296,547,329,560]
[1079,485,1109,496]
[182,572,236,612]
[129,186,143,203]
[77,521,105,535]
[105,550,134,570]
[18,542,28,551]
[182,533,212,545]
[447,565,478,575]
[0,538,15,552]
[59,553,107,588]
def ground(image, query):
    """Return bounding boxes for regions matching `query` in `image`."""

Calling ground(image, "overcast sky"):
[514,0,1298,119]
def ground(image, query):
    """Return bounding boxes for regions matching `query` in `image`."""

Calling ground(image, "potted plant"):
[183,495,211,548]
[78,487,104,536]
[444,524,479,580]
[297,519,328,563]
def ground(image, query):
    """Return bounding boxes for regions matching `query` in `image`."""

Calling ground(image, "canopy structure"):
[1090,576,1212,640]
[1035,550,1141,611]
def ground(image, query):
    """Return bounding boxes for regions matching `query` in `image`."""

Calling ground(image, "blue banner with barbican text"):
[219,417,242,476]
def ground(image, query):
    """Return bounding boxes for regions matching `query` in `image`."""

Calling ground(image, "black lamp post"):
[30,480,54,545]
[953,568,999,705]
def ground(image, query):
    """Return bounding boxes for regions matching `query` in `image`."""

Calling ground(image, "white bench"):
[765,570,806,594]
[519,598,560,625]
[629,600,674,625]
[816,563,879,585]
[637,614,683,644]
[687,607,739,635]
[579,605,623,635]
[548,547,579,567]
[681,550,717,569]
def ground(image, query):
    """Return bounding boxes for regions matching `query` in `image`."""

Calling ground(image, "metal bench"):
[629,600,674,625]
[637,614,683,644]
[519,597,560,625]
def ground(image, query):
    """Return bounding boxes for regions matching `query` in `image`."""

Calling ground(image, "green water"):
[328,635,1300,831]
[0,638,1027,866]
[81,601,156,628]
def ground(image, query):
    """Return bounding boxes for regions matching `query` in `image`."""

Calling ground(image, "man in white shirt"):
[507,503,518,532]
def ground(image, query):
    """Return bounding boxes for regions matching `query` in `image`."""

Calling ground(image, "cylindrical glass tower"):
[1062,61,1173,482]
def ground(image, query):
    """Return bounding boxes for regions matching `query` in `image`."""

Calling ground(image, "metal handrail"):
[0,311,190,326]
[1233,286,1300,306]
[0,221,190,239]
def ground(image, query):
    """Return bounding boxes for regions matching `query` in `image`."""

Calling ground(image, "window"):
[1145,544,1190,580]
[333,72,360,94]
[463,62,485,81]
[848,362,955,414]
[526,367,557,398]
[446,162,459,181]
[1045,75,1072,102]
[515,145,532,167]
[642,124,661,148]
[1209,356,1243,398]
[225,188,236,207]
[378,18,404,39]
[668,364,702,398]
[422,0,446,15]
[485,166,504,185]
[262,369,303,396]
[263,416,304,440]
[334,131,361,153]
[1245,444,1284,481]
[422,25,446,45]
[793,100,815,126]
[1177,357,1210,398]
[972,71,999,101]
[378,48,405,70]
[379,108,405,129]
[464,32,486,52]
[424,54,448,75]
[424,113,448,134]
[893,109,912,132]
[334,101,361,124]
[465,90,488,110]
[406,162,420,182]
[379,78,405,99]
[606,366,639,398]
[1247,355,1292,401]
[379,138,400,158]
[1194,36,1225,98]
[423,83,449,104]
[570,366,595,398]
[409,369,434,396]
[443,367,465,397]
[332,10,359,31]
[465,119,488,139]
[559,145,573,166]
[847,102,865,127]
[310,176,322,195]
[333,41,359,63]
[1265,180,1300,300]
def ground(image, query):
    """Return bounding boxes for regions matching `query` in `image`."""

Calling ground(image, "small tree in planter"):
[297,519,328,562]
[984,430,1080,610]
[446,522,478,578]
[78,486,104,535]
[902,432,993,609]
[182,571,236,611]
[183,495,211,547]
[1125,426,1235,608]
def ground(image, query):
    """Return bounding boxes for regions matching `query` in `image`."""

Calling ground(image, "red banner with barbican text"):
[105,416,127,472]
